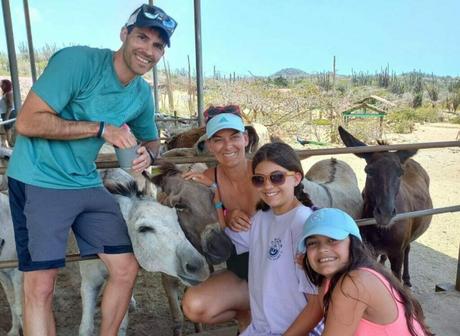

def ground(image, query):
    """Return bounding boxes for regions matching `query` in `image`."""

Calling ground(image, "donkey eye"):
[138,226,156,234]
[174,203,187,211]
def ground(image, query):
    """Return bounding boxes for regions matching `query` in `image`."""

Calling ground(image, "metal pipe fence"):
[0,140,459,290]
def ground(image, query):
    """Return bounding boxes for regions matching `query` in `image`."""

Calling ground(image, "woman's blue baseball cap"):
[206,113,245,138]
[298,208,362,253]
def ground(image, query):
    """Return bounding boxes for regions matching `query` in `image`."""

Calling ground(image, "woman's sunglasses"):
[251,171,296,188]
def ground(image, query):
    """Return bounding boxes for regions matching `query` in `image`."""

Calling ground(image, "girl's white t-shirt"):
[225,204,323,336]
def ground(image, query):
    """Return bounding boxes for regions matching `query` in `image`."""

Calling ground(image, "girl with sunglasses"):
[223,142,323,335]
[182,105,259,332]
[294,208,432,336]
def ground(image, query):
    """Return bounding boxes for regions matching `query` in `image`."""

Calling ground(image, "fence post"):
[456,243,460,291]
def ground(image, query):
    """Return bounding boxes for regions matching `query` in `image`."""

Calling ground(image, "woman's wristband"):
[214,201,223,209]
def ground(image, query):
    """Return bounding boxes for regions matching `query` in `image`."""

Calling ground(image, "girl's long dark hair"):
[252,142,312,211]
[302,236,433,336]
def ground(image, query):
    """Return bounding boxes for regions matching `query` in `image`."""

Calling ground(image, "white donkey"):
[0,175,210,336]
[0,193,23,336]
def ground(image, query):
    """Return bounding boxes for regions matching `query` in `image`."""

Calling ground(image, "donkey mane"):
[324,157,338,184]
[105,180,143,198]
[158,160,182,176]
[377,139,389,146]
[306,157,338,184]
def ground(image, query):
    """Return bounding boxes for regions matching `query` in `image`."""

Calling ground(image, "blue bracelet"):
[214,201,223,209]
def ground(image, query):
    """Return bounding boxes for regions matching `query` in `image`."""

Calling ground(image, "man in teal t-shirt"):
[7,4,177,335]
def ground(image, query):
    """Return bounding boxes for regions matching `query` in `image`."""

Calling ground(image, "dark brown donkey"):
[338,126,433,287]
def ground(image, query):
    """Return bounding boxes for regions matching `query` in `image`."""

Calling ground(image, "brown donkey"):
[338,126,433,287]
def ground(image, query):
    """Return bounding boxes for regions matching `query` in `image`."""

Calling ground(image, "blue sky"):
[1,0,459,77]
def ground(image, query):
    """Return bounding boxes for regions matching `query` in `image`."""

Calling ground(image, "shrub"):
[392,119,415,134]
[452,92,460,112]
[387,107,441,133]
[451,115,460,124]
[412,76,423,108]
[315,71,332,91]
[415,107,442,122]
[273,76,288,88]
[312,118,332,126]
[426,75,439,103]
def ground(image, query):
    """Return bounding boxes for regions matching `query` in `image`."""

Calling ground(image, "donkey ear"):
[396,149,417,163]
[194,133,209,155]
[157,192,181,209]
[338,126,371,160]
[144,168,165,187]
[244,125,260,153]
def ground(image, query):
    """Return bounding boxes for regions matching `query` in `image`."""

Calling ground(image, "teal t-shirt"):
[7,46,158,189]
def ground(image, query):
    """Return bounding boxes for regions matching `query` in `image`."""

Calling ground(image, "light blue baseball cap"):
[298,208,362,253]
[206,113,245,138]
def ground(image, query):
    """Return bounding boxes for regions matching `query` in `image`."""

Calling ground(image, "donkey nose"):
[185,262,199,274]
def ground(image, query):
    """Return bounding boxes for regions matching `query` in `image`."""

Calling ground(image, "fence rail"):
[0,139,459,289]
[1,205,458,270]
[0,118,16,126]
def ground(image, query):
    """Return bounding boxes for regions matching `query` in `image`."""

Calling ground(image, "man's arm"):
[17,90,137,148]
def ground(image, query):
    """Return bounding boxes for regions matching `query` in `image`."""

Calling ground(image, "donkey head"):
[146,160,233,264]
[338,126,416,227]
[106,181,209,286]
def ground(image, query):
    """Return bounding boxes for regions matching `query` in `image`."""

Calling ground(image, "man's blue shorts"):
[8,177,133,272]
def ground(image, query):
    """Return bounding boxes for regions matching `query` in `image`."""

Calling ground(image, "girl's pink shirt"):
[323,268,425,336]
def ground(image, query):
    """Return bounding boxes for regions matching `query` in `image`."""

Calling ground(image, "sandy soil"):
[0,122,459,335]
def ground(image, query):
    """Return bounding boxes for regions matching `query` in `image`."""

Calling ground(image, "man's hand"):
[103,124,137,149]
[131,145,152,173]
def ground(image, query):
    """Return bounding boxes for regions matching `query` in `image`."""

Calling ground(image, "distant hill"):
[272,68,308,78]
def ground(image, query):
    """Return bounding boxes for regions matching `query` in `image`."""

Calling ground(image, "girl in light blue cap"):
[291,208,432,336]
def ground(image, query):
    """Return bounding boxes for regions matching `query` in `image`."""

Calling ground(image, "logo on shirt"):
[267,238,283,260]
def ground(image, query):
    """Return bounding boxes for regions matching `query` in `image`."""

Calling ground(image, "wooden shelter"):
[341,95,395,137]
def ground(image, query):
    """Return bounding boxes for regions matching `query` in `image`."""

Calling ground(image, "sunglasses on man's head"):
[204,105,242,123]
[140,4,177,34]
[251,171,296,188]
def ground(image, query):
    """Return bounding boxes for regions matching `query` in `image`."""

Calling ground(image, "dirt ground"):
[0,122,459,336]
